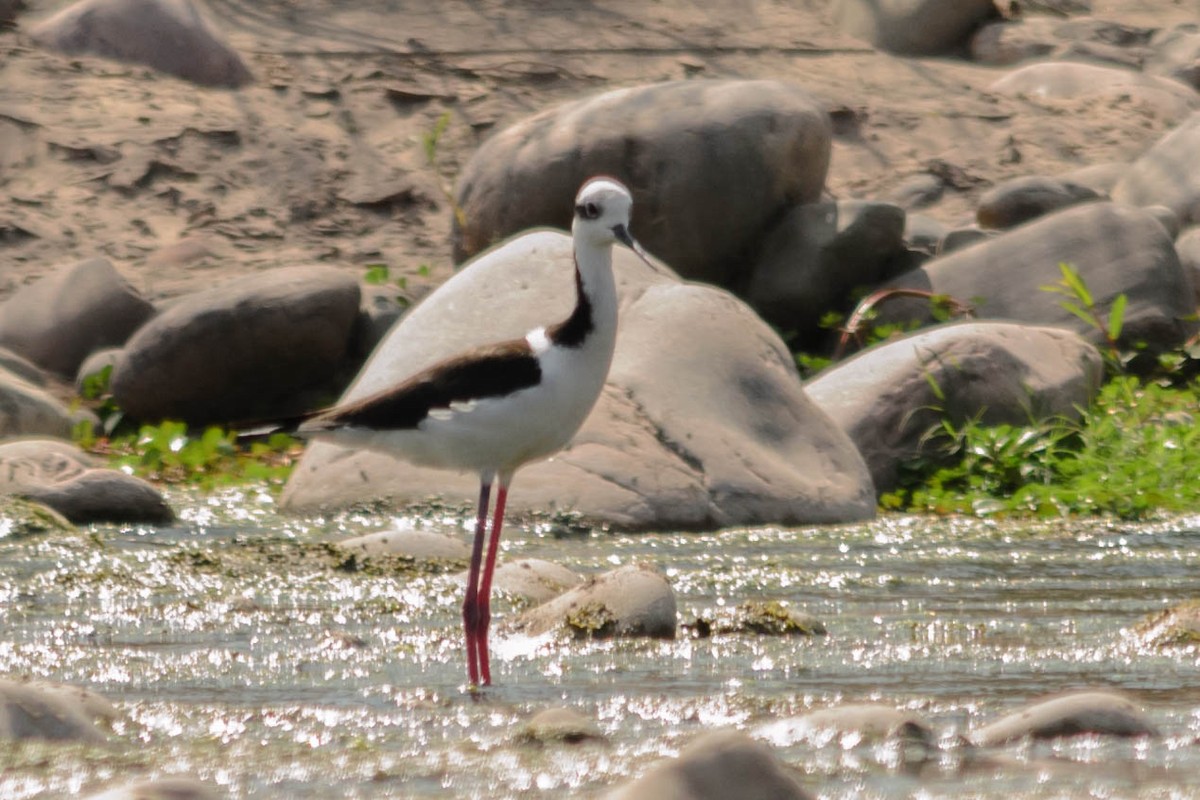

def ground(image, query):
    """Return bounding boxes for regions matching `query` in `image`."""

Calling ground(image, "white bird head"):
[572,177,642,253]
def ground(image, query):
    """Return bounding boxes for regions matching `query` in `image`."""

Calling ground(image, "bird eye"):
[575,202,601,220]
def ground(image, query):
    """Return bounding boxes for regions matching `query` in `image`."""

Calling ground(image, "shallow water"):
[3,488,1200,798]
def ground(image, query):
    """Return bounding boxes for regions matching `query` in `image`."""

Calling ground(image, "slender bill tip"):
[612,224,655,269]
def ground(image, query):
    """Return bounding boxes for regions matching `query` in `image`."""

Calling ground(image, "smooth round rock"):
[0,678,115,742]
[970,691,1159,745]
[1112,112,1200,226]
[488,558,582,604]
[111,265,361,425]
[976,175,1100,230]
[0,371,78,439]
[756,703,934,747]
[833,0,997,55]
[30,0,252,88]
[988,62,1198,122]
[605,729,812,800]
[282,231,875,530]
[21,468,174,524]
[1134,600,1200,647]
[515,564,677,639]
[0,257,153,377]
[807,321,1103,493]
[452,79,832,288]
[337,528,470,561]
[0,496,74,537]
[519,706,605,744]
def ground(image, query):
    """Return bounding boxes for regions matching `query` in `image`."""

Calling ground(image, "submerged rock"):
[83,777,221,800]
[755,703,934,748]
[515,564,676,640]
[605,729,812,800]
[970,690,1158,745]
[337,528,471,561]
[1134,600,1200,647]
[0,678,115,742]
[518,706,606,745]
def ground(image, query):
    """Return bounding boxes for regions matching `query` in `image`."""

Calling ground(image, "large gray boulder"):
[1112,112,1200,227]
[111,266,361,425]
[744,200,909,346]
[281,231,875,530]
[833,0,997,55]
[0,257,153,377]
[806,322,1103,493]
[605,729,813,800]
[451,80,832,288]
[30,0,252,88]
[874,203,1196,353]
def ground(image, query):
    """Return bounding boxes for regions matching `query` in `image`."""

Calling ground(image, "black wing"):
[305,339,543,431]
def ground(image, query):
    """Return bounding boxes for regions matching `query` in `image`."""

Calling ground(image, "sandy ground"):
[0,0,1196,305]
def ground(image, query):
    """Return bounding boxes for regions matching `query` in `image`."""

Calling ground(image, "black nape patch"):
[310,340,542,430]
[546,263,593,348]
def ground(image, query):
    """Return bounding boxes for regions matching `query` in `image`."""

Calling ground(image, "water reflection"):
[2,494,1200,797]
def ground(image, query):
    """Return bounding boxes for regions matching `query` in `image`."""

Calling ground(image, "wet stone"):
[518,706,606,745]
[970,690,1159,746]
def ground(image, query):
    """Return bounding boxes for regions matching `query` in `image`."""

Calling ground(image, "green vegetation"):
[72,367,301,488]
[804,262,1199,520]
[363,261,431,308]
[882,377,1200,518]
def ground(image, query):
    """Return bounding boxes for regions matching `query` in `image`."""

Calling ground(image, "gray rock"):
[22,468,174,524]
[1112,112,1200,226]
[281,231,875,529]
[833,0,997,55]
[0,257,153,377]
[0,437,171,524]
[939,227,991,254]
[970,691,1158,746]
[988,62,1198,123]
[756,703,934,748]
[0,496,74,537]
[518,706,605,744]
[0,678,114,742]
[83,778,221,800]
[1144,25,1200,90]
[744,200,908,346]
[515,564,676,640]
[904,214,950,254]
[451,80,831,288]
[875,202,1196,353]
[111,265,361,425]
[488,558,582,604]
[30,0,252,88]
[605,729,812,800]
[1176,227,1200,305]
[807,322,1103,493]
[0,347,46,387]
[1059,162,1126,195]
[0,372,77,439]
[0,0,25,28]
[976,175,1100,229]
[337,528,470,561]
[1135,600,1200,647]
[971,16,1155,67]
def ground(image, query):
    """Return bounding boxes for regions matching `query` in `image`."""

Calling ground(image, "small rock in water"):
[82,777,221,800]
[515,564,677,640]
[518,706,606,745]
[485,558,582,604]
[337,528,470,562]
[605,729,812,800]
[22,468,174,524]
[969,690,1159,746]
[1134,600,1200,647]
[755,703,934,749]
[0,678,116,742]
[0,496,74,537]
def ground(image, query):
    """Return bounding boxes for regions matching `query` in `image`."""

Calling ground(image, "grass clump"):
[72,366,302,488]
[883,376,1200,519]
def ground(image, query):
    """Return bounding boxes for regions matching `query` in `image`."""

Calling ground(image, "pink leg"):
[462,479,492,686]
[474,481,510,686]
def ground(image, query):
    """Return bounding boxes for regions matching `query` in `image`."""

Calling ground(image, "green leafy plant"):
[1041,262,1128,373]
[883,377,1200,519]
[363,262,431,308]
[422,111,468,230]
